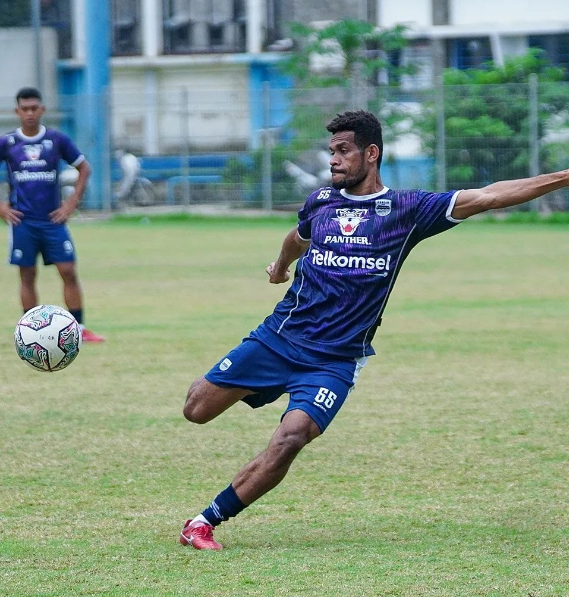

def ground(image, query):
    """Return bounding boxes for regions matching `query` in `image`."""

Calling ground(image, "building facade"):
[0,0,568,154]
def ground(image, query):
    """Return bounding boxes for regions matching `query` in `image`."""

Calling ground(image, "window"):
[0,0,73,59]
[163,0,246,54]
[450,37,493,70]
[41,0,72,59]
[529,34,569,74]
[111,0,142,56]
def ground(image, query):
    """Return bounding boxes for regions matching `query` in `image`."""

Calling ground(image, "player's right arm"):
[0,137,24,224]
[0,201,23,224]
[266,227,310,284]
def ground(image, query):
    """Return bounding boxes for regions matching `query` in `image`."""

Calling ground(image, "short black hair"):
[16,87,42,103]
[326,110,383,166]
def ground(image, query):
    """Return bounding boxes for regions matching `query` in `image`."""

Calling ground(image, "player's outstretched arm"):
[451,168,569,220]
[266,227,310,284]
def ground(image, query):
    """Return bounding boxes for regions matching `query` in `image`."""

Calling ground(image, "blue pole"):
[83,0,111,210]
[31,0,44,92]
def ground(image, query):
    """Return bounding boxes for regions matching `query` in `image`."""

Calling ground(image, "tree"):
[280,20,415,150]
[417,49,569,193]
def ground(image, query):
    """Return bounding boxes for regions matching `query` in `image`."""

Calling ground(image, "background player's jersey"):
[264,186,463,358]
[0,126,84,221]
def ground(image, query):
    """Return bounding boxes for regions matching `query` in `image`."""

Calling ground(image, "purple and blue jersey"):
[263,186,463,359]
[0,126,84,221]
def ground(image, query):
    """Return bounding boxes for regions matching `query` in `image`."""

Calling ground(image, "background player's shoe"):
[81,328,105,343]
[180,519,223,550]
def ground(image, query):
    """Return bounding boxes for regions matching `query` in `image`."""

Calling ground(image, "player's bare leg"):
[180,407,320,550]
[55,261,82,311]
[183,376,253,423]
[19,266,38,312]
[55,261,105,342]
[232,409,320,503]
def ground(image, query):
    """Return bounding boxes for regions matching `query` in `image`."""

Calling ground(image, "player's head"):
[15,87,45,132]
[326,110,383,191]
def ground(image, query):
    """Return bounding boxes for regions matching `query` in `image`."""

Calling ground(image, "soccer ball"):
[14,305,82,372]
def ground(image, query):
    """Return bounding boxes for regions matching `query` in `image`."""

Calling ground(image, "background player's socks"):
[200,484,247,527]
[69,309,83,325]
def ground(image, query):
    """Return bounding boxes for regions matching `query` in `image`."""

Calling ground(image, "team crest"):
[375,198,391,216]
[332,208,368,236]
[42,139,53,151]
[23,144,43,160]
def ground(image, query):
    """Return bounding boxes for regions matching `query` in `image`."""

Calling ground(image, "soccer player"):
[0,87,104,342]
[180,110,569,550]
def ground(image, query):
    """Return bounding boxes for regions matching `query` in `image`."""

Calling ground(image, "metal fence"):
[1,80,568,213]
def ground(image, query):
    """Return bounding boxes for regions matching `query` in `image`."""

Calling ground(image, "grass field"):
[1,216,568,597]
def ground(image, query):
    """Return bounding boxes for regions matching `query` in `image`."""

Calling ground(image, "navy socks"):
[201,484,247,527]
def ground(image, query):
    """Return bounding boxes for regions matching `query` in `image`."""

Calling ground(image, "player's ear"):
[366,144,380,163]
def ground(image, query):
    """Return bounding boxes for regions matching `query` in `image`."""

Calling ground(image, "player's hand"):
[0,204,23,225]
[266,261,290,284]
[49,202,75,224]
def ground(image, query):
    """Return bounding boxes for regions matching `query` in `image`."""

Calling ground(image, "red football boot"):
[180,519,223,551]
[81,328,105,343]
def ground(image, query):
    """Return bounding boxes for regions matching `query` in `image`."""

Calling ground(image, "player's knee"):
[60,269,78,285]
[271,426,313,463]
[19,268,36,286]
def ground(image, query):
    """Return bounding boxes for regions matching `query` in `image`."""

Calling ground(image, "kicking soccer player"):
[180,110,569,550]
[0,87,104,342]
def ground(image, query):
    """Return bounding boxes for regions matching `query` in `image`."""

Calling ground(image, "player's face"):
[15,98,45,132]
[329,131,369,190]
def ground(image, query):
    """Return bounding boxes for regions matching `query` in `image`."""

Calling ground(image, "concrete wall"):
[380,0,431,28]
[0,28,59,130]
[111,63,251,153]
[450,0,569,26]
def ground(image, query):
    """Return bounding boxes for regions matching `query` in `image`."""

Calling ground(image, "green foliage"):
[417,49,569,191]
[282,20,412,87]
[278,20,416,154]
[0,0,30,27]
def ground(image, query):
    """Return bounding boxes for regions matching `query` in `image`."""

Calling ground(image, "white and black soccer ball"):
[14,305,82,372]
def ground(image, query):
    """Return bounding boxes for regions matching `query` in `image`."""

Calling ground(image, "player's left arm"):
[451,169,569,220]
[50,159,92,223]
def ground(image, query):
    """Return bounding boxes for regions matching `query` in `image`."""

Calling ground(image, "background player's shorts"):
[8,220,76,267]
[205,325,368,433]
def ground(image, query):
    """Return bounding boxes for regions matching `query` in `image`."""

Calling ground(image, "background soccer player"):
[179,110,569,550]
[0,87,104,342]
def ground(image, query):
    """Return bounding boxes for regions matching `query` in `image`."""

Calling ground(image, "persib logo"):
[23,144,43,161]
[332,208,368,236]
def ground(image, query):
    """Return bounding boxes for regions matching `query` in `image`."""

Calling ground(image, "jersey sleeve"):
[58,133,85,167]
[415,189,464,239]
[296,188,324,240]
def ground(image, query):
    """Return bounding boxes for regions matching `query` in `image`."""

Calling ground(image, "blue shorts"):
[205,325,368,433]
[8,220,76,267]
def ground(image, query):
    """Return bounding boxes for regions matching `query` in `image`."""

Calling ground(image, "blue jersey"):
[0,126,84,221]
[263,186,463,358]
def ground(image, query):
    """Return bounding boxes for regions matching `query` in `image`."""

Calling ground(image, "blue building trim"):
[57,0,111,209]
[249,58,293,149]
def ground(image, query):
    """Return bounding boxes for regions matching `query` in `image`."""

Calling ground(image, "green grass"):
[0,218,568,596]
